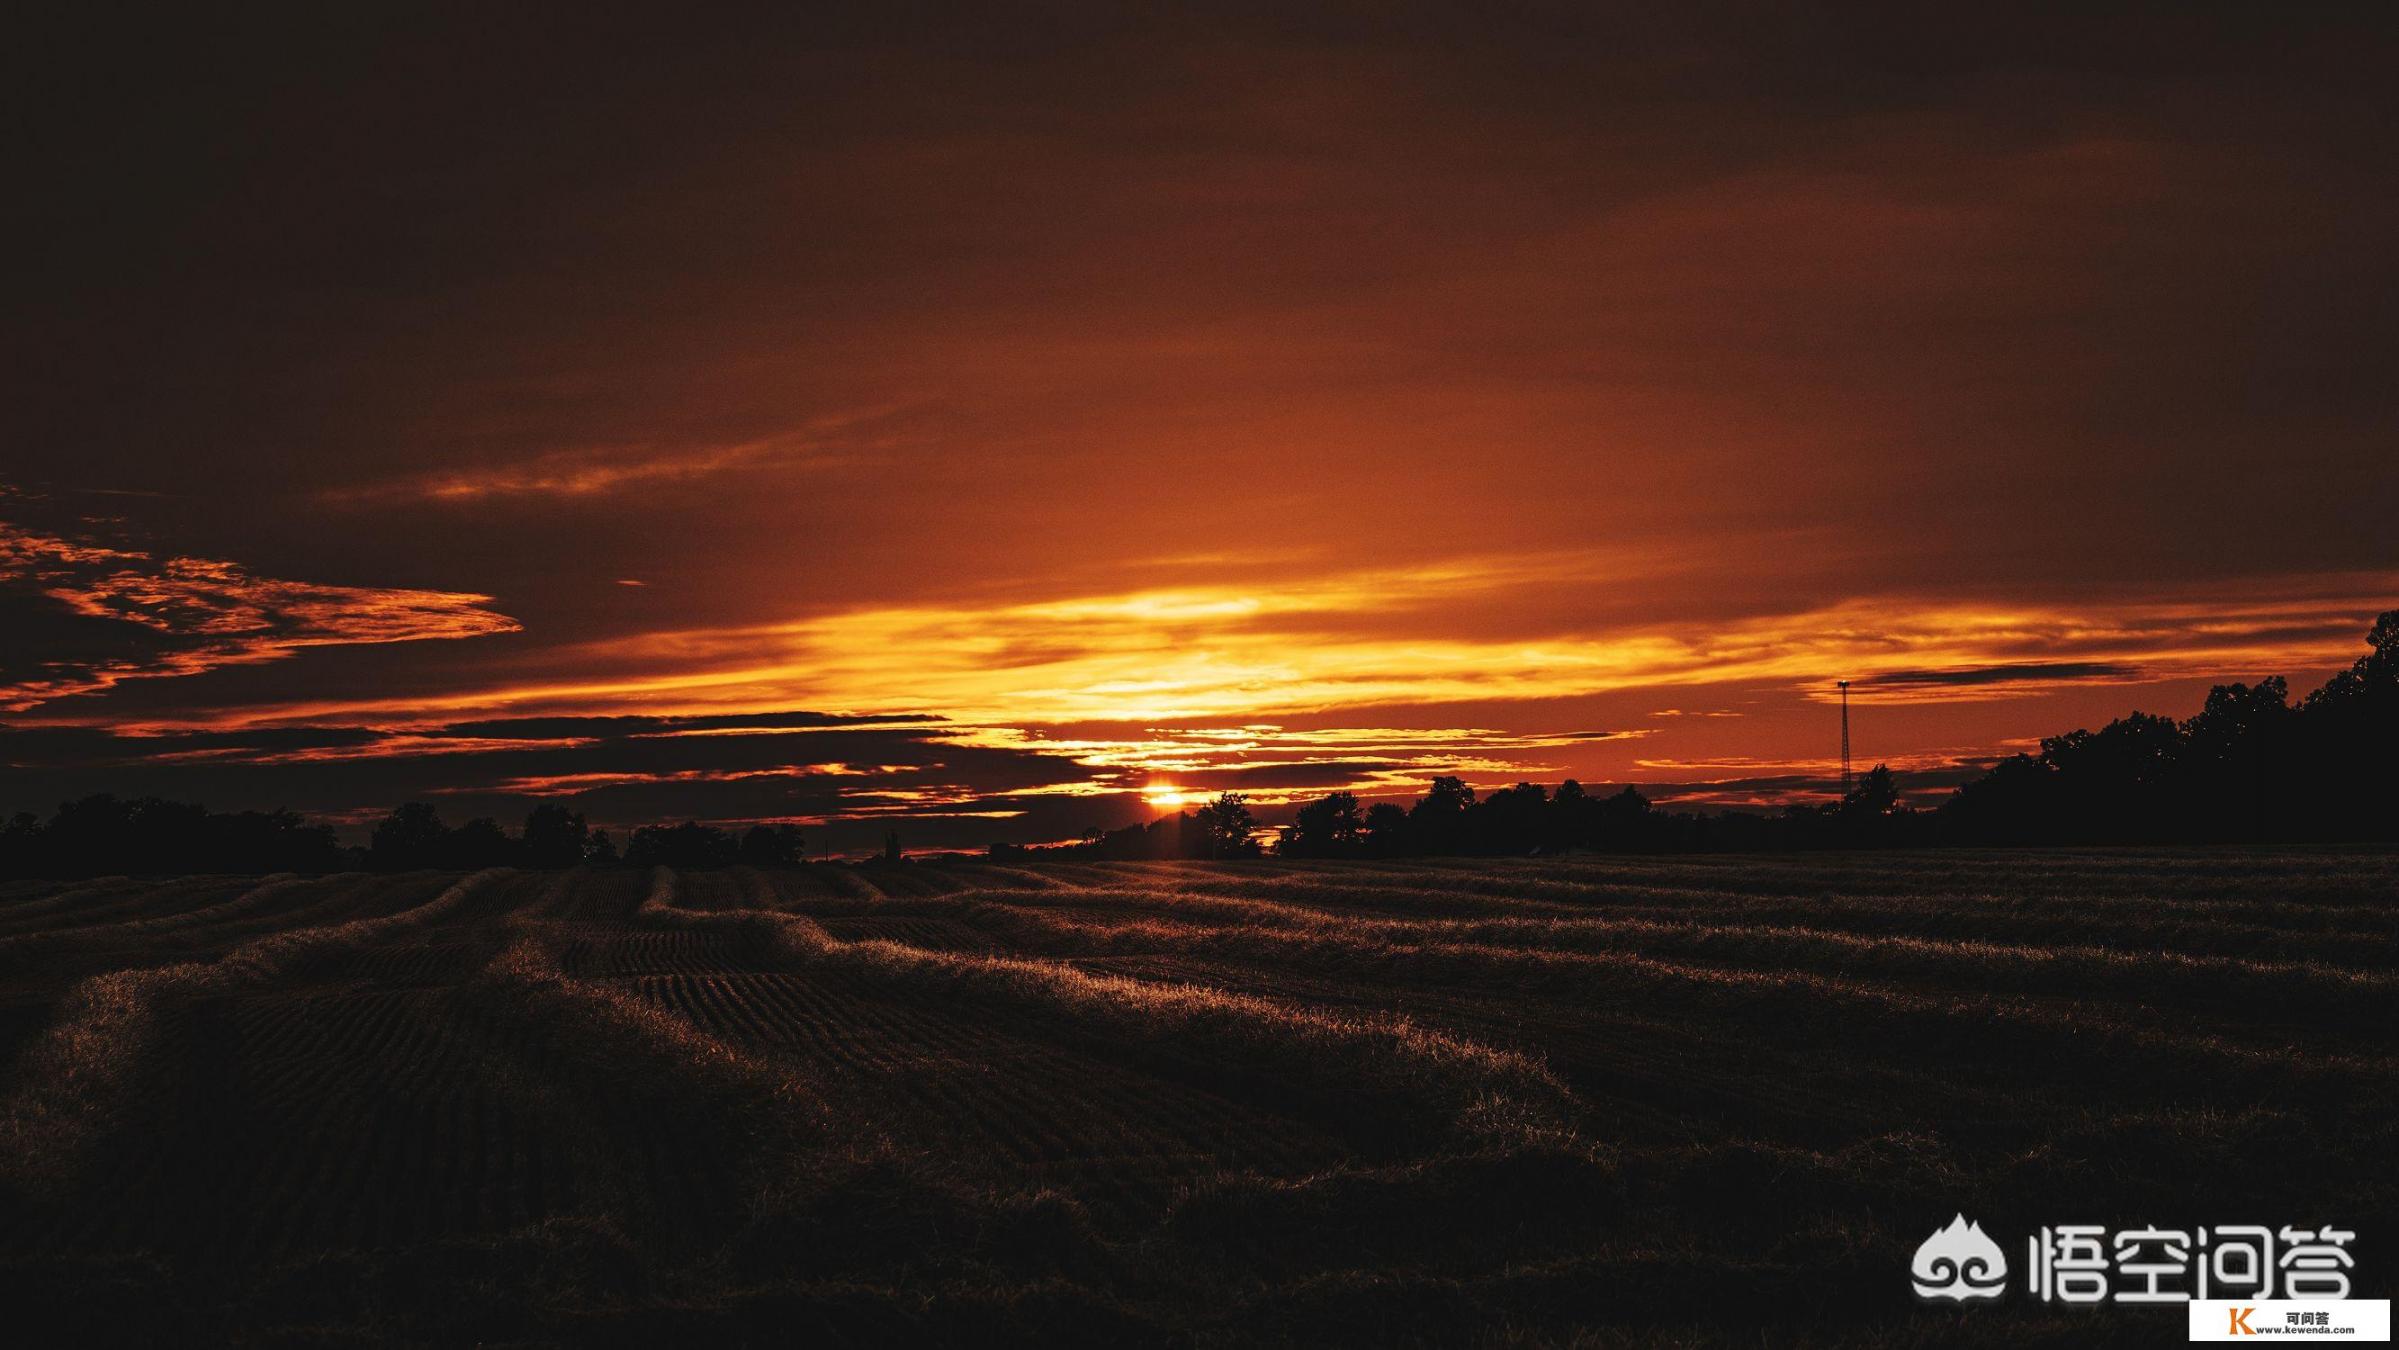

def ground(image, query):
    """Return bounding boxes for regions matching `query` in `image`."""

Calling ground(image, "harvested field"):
[0,851,2390,1345]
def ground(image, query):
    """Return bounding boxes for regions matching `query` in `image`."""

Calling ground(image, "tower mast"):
[1838,680,1851,798]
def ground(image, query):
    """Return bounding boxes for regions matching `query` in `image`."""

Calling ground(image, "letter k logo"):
[2229,1305,2256,1335]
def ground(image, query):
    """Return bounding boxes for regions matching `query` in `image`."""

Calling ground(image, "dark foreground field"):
[0,852,2391,1346]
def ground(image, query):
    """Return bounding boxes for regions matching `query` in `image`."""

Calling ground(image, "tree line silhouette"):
[0,799,809,879]
[0,796,350,879]
[1008,608,2399,858]
[362,805,810,871]
[5,610,2393,878]
[1007,771,1902,862]
[1940,610,2398,844]
[989,793,1268,862]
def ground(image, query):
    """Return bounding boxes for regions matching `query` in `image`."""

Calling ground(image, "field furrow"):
[1,851,2389,1346]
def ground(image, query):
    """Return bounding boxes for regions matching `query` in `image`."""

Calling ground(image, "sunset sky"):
[5,4,2395,850]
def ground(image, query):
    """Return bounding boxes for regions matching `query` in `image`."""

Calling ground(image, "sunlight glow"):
[28,560,2396,746]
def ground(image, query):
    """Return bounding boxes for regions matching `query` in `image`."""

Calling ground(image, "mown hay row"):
[942,902,2399,1097]
[0,870,508,1197]
[942,888,2399,1024]
[646,899,1590,1158]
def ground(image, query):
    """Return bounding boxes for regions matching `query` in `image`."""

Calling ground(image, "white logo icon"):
[1913,1214,2010,1301]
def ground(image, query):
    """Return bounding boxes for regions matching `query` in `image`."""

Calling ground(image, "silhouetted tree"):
[2183,677,2292,837]
[1408,775,1476,853]
[1192,792,1259,858]
[625,821,739,868]
[46,795,197,874]
[197,808,343,873]
[520,803,590,869]
[1593,785,1654,851]
[740,823,807,866]
[2295,612,2399,838]
[0,795,345,878]
[444,817,514,869]
[1271,777,1687,861]
[1362,802,1413,856]
[1940,608,2399,844]
[1842,765,1899,817]
[1547,779,1591,851]
[585,828,621,866]
[0,812,40,876]
[1470,781,1549,855]
[371,802,450,870]
[1279,791,1364,856]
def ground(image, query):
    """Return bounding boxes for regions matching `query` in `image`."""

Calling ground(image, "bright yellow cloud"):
[45,557,2396,737]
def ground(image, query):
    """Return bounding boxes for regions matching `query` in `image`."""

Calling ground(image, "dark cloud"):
[1139,759,1412,792]
[1642,759,1995,810]
[0,705,1660,850]
[0,711,1102,851]
[0,515,516,711]
[432,711,943,739]
[0,724,386,768]
[1861,662,2145,689]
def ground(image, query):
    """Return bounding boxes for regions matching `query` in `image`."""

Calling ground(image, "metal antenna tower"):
[1837,680,1851,798]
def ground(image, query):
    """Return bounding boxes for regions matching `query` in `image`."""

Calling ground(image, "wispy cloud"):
[947,723,1643,805]
[0,520,518,712]
[1856,661,2144,693]
[325,408,909,504]
[68,557,2397,734]
[465,562,2398,725]
[324,437,790,503]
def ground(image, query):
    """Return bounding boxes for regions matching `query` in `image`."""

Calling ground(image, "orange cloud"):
[0,521,518,712]
[387,561,2393,726]
[41,557,2392,738]
[324,408,909,504]
[144,735,594,767]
